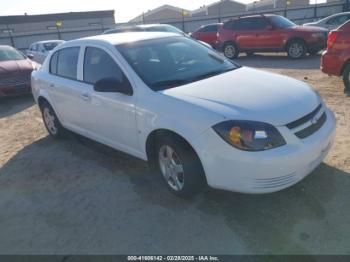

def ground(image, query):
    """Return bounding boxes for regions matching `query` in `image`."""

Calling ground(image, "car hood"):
[161,67,321,126]
[0,59,33,76]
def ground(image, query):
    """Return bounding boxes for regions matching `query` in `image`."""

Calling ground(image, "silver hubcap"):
[289,43,303,58]
[158,145,184,191]
[43,107,57,135]
[224,45,236,58]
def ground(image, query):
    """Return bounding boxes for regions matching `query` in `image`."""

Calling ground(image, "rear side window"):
[83,47,124,85]
[52,47,80,80]
[50,52,58,74]
[224,18,269,31]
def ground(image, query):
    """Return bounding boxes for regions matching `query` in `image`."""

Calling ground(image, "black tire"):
[286,39,306,59]
[309,50,320,56]
[223,42,239,59]
[40,101,66,139]
[155,135,206,198]
[342,63,350,93]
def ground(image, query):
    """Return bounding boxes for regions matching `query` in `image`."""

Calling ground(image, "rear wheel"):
[40,101,66,138]
[342,63,350,93]
[287,40,306,59]
[155,135,206,198]
[223,42,239,59]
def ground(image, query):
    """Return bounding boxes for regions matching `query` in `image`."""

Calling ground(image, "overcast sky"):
[0,0,258,22]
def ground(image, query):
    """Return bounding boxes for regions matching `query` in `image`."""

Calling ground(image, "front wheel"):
[223,43,239,59]
[155,136,206,198]
[287,40,306,59]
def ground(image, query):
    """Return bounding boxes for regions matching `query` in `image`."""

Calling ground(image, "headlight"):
[213,120,286,152]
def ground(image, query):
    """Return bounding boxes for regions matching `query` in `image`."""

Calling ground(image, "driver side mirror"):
[27,54,34,60]
[93,76,133,96]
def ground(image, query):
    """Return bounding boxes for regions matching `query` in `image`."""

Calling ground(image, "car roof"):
[225,14,276,22]
[62,32,180,47]
[31,40,65,45]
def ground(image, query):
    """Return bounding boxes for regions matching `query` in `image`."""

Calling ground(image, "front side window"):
[117,36,239,91]
[52,47,80,80]
[83,47,124,85]
[0,46,26,62]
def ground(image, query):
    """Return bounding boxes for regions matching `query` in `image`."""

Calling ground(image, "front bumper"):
[192,108,336,194]
[0,83,31,97]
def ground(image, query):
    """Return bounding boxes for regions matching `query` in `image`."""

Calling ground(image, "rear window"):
[202,25,220,32]
[0,47,26,62]
[44,42,61,51]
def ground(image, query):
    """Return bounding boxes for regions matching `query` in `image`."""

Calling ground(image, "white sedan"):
[31,32,336,197]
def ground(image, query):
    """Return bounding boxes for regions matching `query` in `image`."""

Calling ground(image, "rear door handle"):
[80,93,91,102]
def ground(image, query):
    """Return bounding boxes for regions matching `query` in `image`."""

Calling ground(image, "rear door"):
[231,18,260,50]
[47,46,86,132]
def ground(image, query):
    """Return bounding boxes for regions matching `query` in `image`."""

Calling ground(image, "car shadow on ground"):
[236,53,321,70]
[0,134,349,254]
[0,95,34,119]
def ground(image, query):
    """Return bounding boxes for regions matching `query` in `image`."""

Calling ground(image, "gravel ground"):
[0,54,349,255]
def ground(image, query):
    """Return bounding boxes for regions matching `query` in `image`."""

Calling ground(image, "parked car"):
[27,40,65,64]
[218,14,328,59]
[0,45,39,98]
[321,20,350,94]
[304,12,350,31]
[103,24,185,35]
[191,23,222,48]
[32,32,336,197]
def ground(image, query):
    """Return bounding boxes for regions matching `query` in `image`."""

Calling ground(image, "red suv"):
[321,20,350,94]
[218,14,328,59]
[191,23,222,48]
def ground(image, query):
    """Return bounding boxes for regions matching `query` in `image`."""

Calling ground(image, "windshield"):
[0,46,26,62]
[269,16,296,28]
[117,37,239,91]
[43,42,62,51]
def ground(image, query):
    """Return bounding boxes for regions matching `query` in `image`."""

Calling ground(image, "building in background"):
[191,0,247,17]
[130,5,189,23]
[0,10,115,50]
[246,0,310,11]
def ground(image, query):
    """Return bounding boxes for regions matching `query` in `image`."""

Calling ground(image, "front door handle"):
[80,93,91,101]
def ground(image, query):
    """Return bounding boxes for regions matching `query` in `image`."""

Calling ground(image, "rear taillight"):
[327,31,339,50]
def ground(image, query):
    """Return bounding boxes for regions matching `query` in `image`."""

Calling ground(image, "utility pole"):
[142,12,145,24]
[314,0,318,19]
[218,0,222,22]
[6,25,15,47]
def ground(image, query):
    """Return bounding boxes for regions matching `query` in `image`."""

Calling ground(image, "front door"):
[79,46,139,155]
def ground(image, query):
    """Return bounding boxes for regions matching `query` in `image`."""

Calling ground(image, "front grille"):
[254,173,297,189]
[287,104,322,129]
[286,104,327,139]
[0,73,31,87]
[295,113,327,139]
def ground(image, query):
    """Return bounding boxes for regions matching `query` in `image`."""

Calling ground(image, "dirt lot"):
[0,54,349,255]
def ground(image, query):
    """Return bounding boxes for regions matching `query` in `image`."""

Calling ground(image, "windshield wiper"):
[152,79,190,90]
[190,67,236,82]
